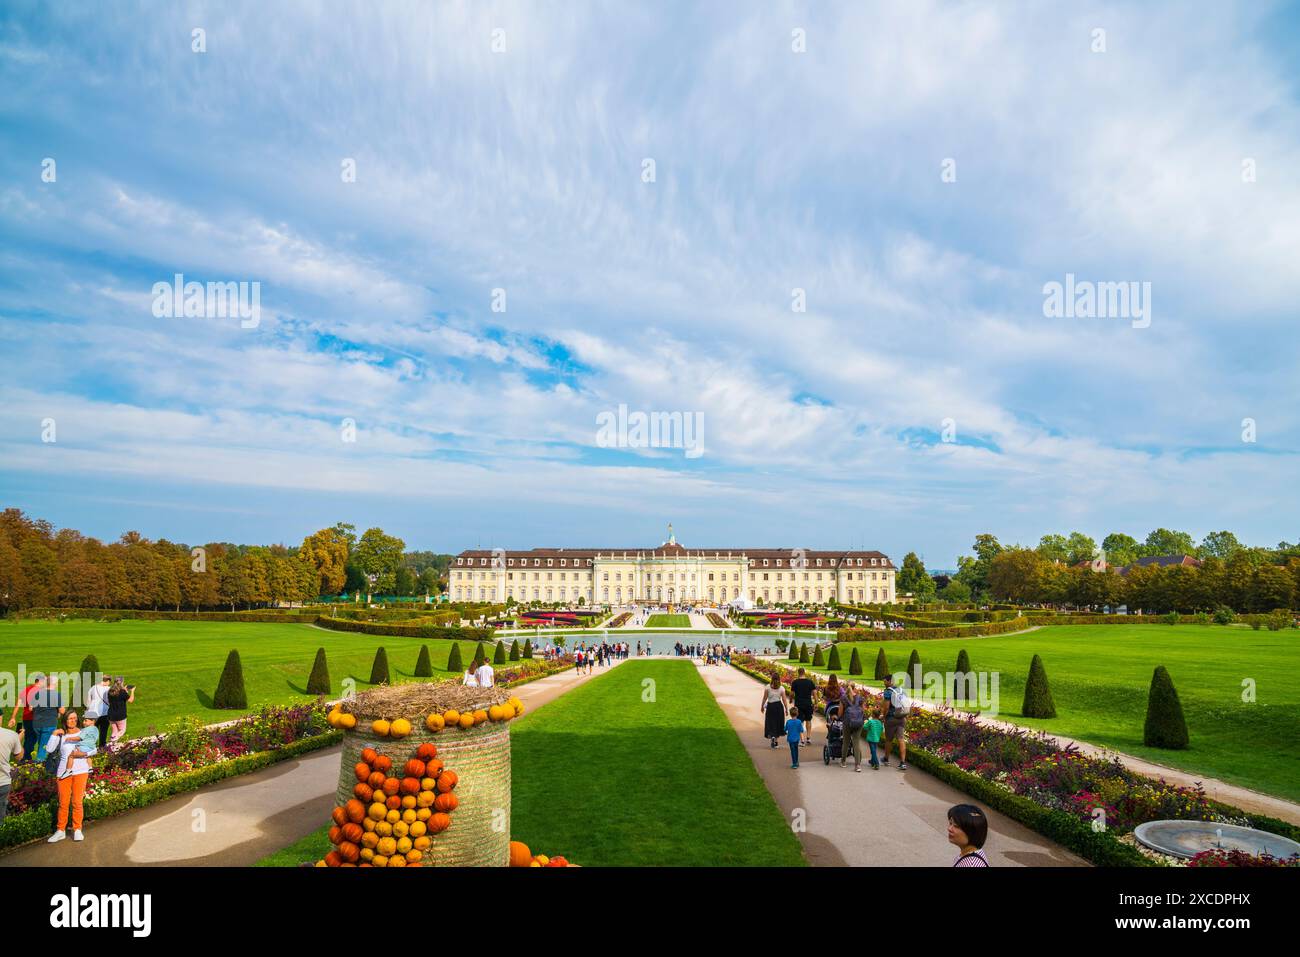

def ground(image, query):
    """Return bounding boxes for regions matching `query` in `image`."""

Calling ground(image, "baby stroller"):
[822,701,844,765]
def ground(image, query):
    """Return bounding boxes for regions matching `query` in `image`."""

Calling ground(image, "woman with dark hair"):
[947,804,990,867]
[760,675,789,749]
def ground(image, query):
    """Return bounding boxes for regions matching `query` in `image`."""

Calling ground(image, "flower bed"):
[1,703,339,851]
[728,654,1299,867]
[494,657,575,688]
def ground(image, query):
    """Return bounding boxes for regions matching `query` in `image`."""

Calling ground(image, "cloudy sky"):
[1,1,1297,566]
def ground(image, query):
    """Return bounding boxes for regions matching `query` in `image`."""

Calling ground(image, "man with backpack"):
[839,683,866,771]
[881,674,909,770]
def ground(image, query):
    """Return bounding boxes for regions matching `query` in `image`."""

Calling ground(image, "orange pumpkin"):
[416,743,438,762]
[353,783,374,803]
[428,812,451,833]
[424,759,444,778]
[385,794,402,810]
[342,822,364,844]
[367,771,386,790]
[434,792,459,813]
[436,770,458,792]
[344,799,367,824]
[381,777,400,797]
[324,850,342,868]
[400,777,421,796]
[404,759,426,779]
[509,841,532,868]
[361,747,379,765]
[328,825,343,845]
[331,806,347,827]
[338,841,360,863]
[354,762,371,782]
[372,755,392,774]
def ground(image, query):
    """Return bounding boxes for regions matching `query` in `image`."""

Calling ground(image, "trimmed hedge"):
[1022,654,1056,718]
[447,643,463,674]
[1144,666,1189,750]
[306,647,330,695]
[848,647,862,675]
[311,616,491,642]
[414,645,433,678]
[13,608,313,623]
[213,650,247,709]
[369,647,391,685]
[494,641,507,665]
[837,617,1031,641]
[0,731,342,851]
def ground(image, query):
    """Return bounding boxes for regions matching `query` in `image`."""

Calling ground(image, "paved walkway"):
[763,657,1300,826]
[0,660,624,867]
[695,661,1087,867]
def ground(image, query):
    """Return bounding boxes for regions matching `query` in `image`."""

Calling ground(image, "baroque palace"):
[450,528,896,607]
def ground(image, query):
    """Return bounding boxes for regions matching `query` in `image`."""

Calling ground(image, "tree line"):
[0,510,450,613]
[895,528,1300,613]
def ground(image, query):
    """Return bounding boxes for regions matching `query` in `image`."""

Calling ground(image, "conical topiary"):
[473,642,487,670]
[953,648,972,700]
[494,641,506,665]
[79,654,100,680]
[874,647,890,680]
[1021,654,1056,718]
[788,641,800,661]
[798,643,809,664]
[306,647,330,695]
[812,645,825,667]
[213,649,248,709]
[509,639,520,662]
[828,645,842,671]
[1143,666,1189,749]
[906,649,922,689]
[369,647,391,685]
[414,645,433,678]
[447,642,464,673]
[522,638,533,659]
[849,647,863,675]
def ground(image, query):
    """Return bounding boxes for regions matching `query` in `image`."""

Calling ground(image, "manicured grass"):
[258,660,806,867]
[1,619,501,736]
[509,660,804,865]
[643,614,691,628]
[817,624,1300,802]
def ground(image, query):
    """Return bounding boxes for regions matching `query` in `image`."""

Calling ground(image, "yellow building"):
[449,531,895,607]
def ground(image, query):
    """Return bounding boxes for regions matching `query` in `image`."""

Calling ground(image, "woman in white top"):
[46,711,98,844]
[759,675,790,749]
[462,669,479,687]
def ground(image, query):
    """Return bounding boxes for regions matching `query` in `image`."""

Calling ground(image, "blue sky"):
[1,1,1298,566]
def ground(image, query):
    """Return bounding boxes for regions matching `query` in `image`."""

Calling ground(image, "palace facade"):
[449,532,896,607]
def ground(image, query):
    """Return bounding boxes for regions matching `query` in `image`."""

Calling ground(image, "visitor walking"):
[785,707,804,769]
[84,674,111,749]
[881,675,909,770]
[7,672,41,763]
[839,683,866,771]
[864,703,884,769]
[0,721,22,825]
[47,711,98,844]
[947,804,991,867]
[789,668,816,747]
[105,677,134,744]
[760,675,789,749]
[30,673,64,762]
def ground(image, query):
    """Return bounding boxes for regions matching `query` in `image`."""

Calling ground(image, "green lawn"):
[1,619,514,736]
[258,660,805,867]
[643,614,691,628]
[815,624,1300,802]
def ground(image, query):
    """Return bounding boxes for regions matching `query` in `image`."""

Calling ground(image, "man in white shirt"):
[0,724,23,825]
[474,659,494,688]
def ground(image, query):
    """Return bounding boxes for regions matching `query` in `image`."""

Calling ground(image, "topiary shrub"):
[521,638,533,659]
[473,642,487,668]
[1021,654,1056,718]
[447,643,464,673]
[494,641,506,664]
[953,648,972,700]
[906,649,922,689]
[369,647,391,685]
[1143,665,1189,749]
[812,645,825,667]
[79,654,100,679]
[414,645,433,678]
[828,645,842,671]
[1212,605,1236,625]
[213,650,248,709]
[1162,611,1181,625]
[874,647,890,680]
[798,643,809,664]
[789,641,800,661]
[306,647,331,695]
[848,647,862,675]
[509,639,520,661]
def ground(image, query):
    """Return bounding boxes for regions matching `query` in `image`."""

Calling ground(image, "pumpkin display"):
[416,743,438,762]
[404,759,426,779]
[433,792,458,813]
[344,799,367,824]
[342,822,364,844]
[361,747,379,765]
[436,770,458,792]
[353,783,374,803]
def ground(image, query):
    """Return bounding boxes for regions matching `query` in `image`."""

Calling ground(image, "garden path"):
[0,658,625,867]
[765,657,1300,826]
[694,660,1089,867]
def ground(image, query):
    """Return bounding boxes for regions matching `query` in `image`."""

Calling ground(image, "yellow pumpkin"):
[371,718,391,737]
[387,854,406,868]
[367,802,386,822]
[458,713,475,730]
[396,836,413,855]
[488,705,506,722]
[425,713,445,732]
[506,697,523,712]
[389,717,412,738]
[376,836,397,857]
[338,713,357,730]
[372,854,389,868]
[472,709,488,725]
[442,709,460,727]
[409,820,427,837]
[413,835,431,851]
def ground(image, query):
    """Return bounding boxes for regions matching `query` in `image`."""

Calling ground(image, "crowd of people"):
[1,671,138,846]
[571,641,629,674]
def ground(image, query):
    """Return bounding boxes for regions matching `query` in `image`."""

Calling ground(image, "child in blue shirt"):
[864,706,885,769]
[785,707,804,769]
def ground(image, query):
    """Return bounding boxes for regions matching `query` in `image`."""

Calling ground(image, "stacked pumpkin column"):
[321,681,523,867]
